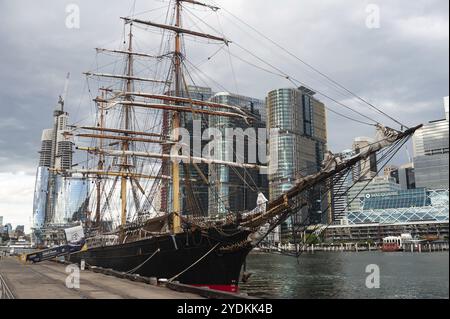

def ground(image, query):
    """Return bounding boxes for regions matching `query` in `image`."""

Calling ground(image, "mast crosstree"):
[76,0,232,233]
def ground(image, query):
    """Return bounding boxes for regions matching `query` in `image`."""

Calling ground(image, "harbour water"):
[241,251,449,299]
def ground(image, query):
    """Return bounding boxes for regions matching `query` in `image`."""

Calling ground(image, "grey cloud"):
[0,0,448,174]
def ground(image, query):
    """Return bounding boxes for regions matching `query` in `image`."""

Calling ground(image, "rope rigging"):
[73,0,417,245]
[262,134,411,259]
[208,0,408,129]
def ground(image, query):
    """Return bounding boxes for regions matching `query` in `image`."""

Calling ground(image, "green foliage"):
[305,234,320,245]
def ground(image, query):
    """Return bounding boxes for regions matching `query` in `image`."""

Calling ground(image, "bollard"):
[149,277,158,286]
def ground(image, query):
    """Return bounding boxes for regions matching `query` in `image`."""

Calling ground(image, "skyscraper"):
[160,86,268,217]
[398,163,416,190]
[33,130,53,233]
[208,92,268,217]
[413,98,449,190]
[38,129,53,167]
[352,137,378,182]
[267,86,328,242]
[161,86,214,216]
[330,150,354,224]
[33,99,83,243]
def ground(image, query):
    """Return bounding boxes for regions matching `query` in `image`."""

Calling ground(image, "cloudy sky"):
[0,0,448,232]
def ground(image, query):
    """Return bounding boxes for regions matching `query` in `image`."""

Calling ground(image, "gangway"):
[21,242,84,263]
[20,225,85,263]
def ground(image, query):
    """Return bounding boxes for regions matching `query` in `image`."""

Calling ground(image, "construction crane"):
[58,72,71,112]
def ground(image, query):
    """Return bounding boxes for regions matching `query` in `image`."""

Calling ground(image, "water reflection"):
[241,251,449,299]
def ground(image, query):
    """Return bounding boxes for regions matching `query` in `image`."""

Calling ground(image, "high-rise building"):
[0,216,3,227]
[38,129,53,167]
[33,167,49,231]
[161,86,214,216]
[352,137,378,182]
[161,86,268,217]
[55,115,73,170]
[413,98,449,190]
[398,163,416,190]
[45,108,75,224]
[267,87,328,242]
[182,86,214,216]
[330,150,354,224]
[208,92,268,217]
[33,129,55,232]
[4,223,13,236]
[52,177,89,225]
[33,99,83,243]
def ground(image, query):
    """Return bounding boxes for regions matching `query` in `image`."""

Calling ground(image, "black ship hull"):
[69,227,253,292]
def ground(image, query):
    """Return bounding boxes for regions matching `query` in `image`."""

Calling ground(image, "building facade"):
[326,187,449,242]
[160,86,214,216]
[181,86,214,216]
[32,101,86,244]
[51,177,90,225]
[161,86,269,218]
[413,99,449,190]
[208,92,268,217]
[330,149,354,224]
[347,176,401,212]
[266,87,328,241]
[398,163,416,190]
[352,137,378,182]
[347,188,448,225]
[324,221,449,243]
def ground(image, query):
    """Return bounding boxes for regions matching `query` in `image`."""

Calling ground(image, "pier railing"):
[0,273,15,299]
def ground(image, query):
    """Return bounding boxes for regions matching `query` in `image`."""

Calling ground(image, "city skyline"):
[0,0,448,232]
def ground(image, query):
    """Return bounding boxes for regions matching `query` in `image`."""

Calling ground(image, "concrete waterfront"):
[0,256,204,299]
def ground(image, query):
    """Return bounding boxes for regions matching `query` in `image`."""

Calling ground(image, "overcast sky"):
[0,0,448,232]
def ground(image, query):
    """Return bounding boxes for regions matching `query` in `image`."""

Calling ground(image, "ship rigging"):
[43,0,423,292]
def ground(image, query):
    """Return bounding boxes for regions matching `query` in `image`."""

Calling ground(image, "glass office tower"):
[208,92,268,217]
[267,87,328,242]
[413,103,449,190]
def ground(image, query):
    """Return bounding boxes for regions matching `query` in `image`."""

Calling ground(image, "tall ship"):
[35,0,421,292]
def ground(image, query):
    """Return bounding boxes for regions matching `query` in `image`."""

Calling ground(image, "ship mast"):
[94,90,105,227]
[119,0,230,233]
[121,23,134,228]
[172,0,182,234]
[77,1,235,232]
